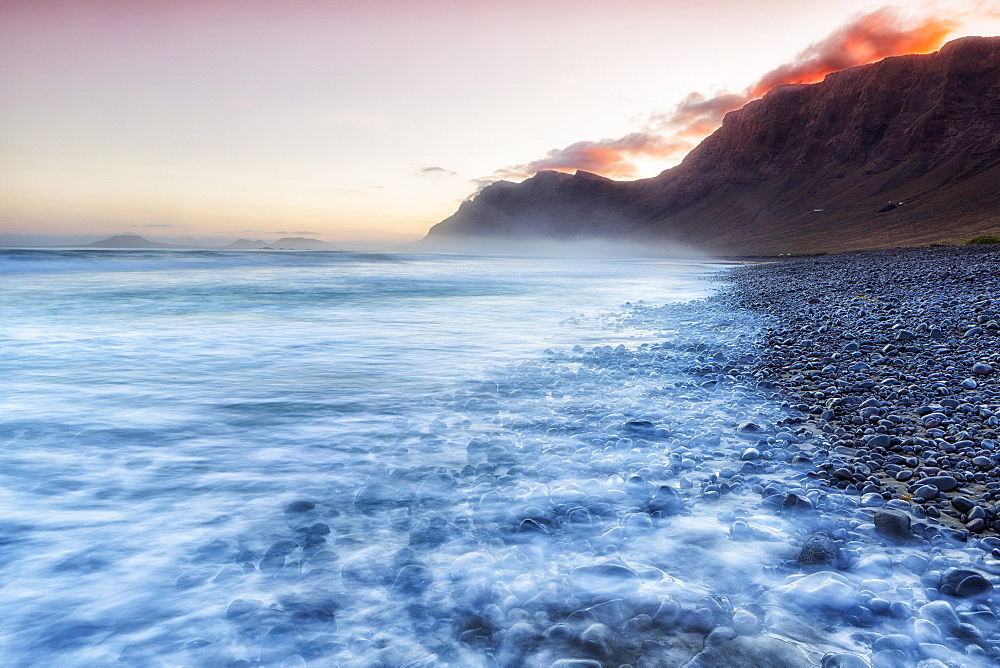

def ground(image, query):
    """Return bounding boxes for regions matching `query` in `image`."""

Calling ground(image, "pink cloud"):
[486,6,961,184]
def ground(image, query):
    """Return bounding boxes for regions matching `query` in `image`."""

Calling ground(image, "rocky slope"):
[424,37,1000,255]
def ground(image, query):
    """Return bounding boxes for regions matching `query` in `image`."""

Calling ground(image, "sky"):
[2,0,999,247]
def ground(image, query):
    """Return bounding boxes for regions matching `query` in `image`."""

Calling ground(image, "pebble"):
[865,435,890,448]
[798,532,839,567]
[732,609,762,635]
[920,476,960,492]
[686,635,812,668]
[939,568,993,599]
[777,572,856,611]
[967,518,987,533]
[952,497,976,513]
[873,509,911,539]
[821,653,871,668]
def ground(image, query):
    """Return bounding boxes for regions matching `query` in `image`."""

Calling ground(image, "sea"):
[1,249,992,667]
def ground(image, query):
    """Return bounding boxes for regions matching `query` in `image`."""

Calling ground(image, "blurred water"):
[0,250,726,665]
[5,250,993,667]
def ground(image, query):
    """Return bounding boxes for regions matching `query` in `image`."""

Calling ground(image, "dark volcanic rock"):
[425,37,1000,255]
[940,568,994,598]
[798,532,839,567]
[874,510,911,540]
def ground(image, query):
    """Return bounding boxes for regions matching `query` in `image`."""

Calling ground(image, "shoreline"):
[724,245,1000,538]
[6,248,1000,664]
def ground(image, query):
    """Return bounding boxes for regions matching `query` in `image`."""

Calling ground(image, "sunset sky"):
[3,0,999,247]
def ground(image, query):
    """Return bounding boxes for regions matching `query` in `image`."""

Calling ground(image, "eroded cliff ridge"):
[425,37,1000,255]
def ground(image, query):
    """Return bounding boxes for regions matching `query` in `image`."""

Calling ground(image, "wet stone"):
[860,493,884,508]
[389,564,433,597]
[871,633,916,655]
[821,653,871,668]
[781,493,813,512]
[873,509,911,540]
[687,635,812,668]
[952,497,976,514]
[871,649,908,667]
[731,609,762,635]
[921,476,959,492]
[777,571,856,611]
[569,564,641,598]
[284,500,315,513]
[866,434,890,448]
[940,569,993,599]
[797,532,839,568]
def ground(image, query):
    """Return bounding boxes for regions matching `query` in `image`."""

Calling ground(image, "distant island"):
[423,36,1000,256]
[223,238,271,250]
[79,235,337,251]
[84,235,204,249]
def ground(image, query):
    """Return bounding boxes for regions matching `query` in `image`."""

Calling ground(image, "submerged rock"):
[797,532,839,568]
[569,564,641,598]
[687,635,812,668]
[777,571,856,612]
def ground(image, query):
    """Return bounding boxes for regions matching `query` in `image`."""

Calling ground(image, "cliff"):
[424,36,1000,255]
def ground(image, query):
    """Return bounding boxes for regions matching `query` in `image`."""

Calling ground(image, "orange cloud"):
[749,7,956,96]
[485,5,963,185]
[493,133,691,181]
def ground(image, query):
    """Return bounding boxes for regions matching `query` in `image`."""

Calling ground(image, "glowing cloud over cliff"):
[492,133,691,181]
[749,7,956,96]
[490,5,962,185]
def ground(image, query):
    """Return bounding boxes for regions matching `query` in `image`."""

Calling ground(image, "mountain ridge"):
[424,36,1000,255]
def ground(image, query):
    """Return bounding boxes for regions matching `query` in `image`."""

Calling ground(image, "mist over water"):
[1,250,995,667]
[412,236,710,261]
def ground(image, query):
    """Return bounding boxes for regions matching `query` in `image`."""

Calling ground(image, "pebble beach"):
[715,244,1000,666]
[729,246,1000,535]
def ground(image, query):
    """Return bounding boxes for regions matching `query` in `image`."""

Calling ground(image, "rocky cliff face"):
[424,37,1000,255]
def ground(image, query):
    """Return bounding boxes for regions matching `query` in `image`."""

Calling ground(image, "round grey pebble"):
[861,493,884,507]
[821,653,871,668]
[921,476,958,492]
[873,509,911,539]
[732,609,761,635]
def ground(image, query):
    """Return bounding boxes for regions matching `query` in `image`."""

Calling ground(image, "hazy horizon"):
[0,231,719,259]
[0,231,410,250]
